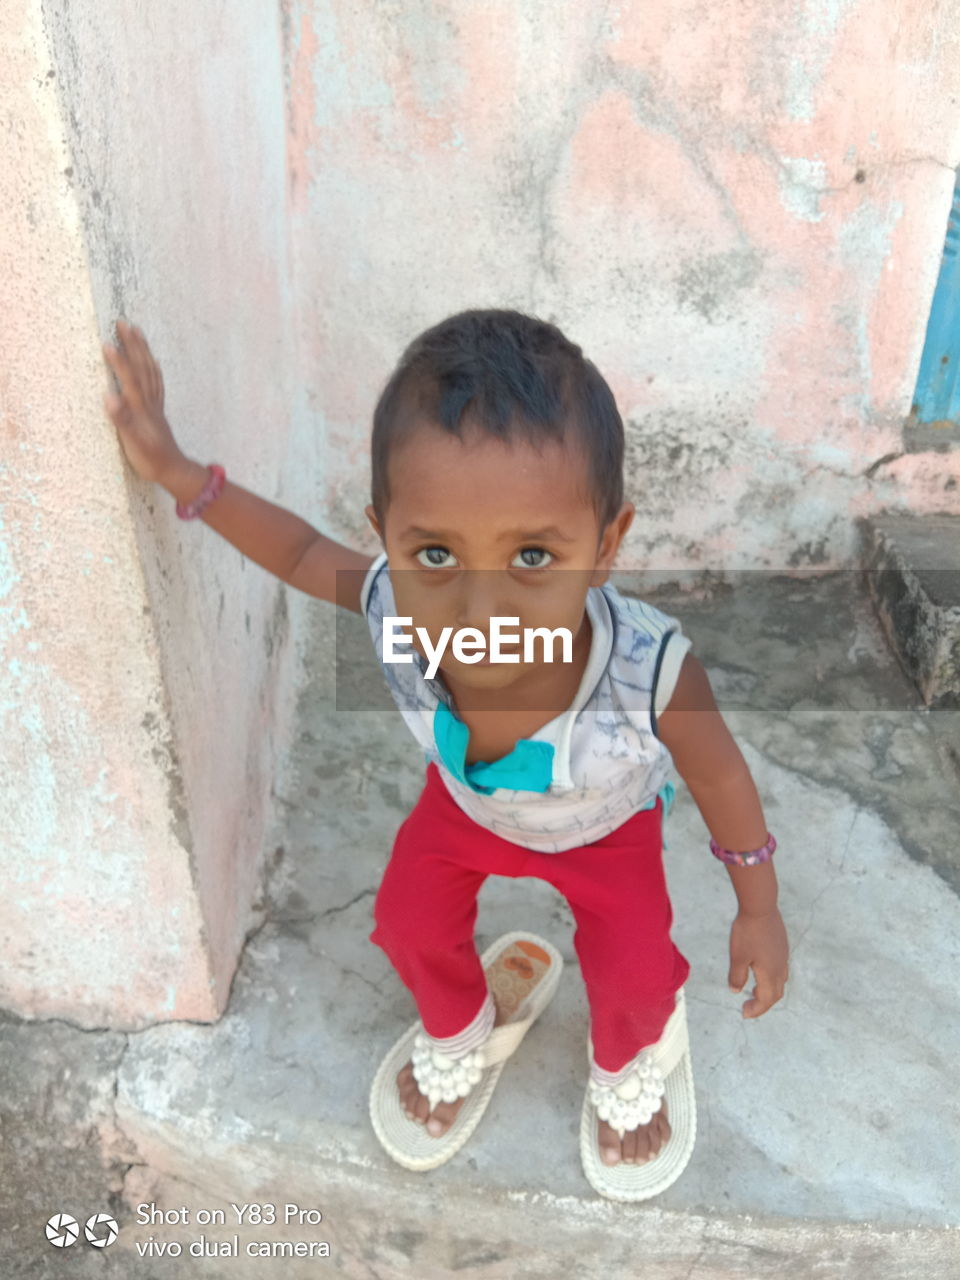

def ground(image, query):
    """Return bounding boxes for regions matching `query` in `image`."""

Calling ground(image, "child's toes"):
[623,1128,640,1165]
[651,1108,669,1154]
[598,1120,621,1166]
[401,1086,420,1121]
[396,1063,431,1123]
[426,1098,462,1137]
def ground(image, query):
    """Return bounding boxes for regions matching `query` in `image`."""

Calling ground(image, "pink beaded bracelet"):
[176,464,226,520]
[710,832,777,866]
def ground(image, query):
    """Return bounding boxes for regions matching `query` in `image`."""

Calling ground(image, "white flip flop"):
[579,984,697,1200]
[370,931,563,1172]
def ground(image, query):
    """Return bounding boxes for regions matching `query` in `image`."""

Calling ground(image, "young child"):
[102,311,789,1201]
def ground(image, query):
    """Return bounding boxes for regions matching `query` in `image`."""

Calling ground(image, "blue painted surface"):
[913,176,960,422]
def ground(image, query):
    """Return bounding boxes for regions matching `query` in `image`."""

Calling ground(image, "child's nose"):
[455,574,518,633]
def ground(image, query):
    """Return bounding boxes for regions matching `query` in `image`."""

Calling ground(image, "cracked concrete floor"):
[2,571,959,1278]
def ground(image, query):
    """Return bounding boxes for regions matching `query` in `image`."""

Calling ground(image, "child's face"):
[365,420,634,693]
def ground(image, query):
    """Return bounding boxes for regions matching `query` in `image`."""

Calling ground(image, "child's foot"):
[597,1095,670,1165]
[397,1003,507,1138]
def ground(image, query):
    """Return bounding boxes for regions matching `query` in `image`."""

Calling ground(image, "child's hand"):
[102,320,184,485]
[728,907,789,1019]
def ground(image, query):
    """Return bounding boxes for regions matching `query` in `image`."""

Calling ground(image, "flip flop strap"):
[588,994,689,1080]
[586,1008,688,1139]
[646,1001,688,1078]
[411,1011,538,1110]
[480,1014,537,1064]
[588,1053,666,1137]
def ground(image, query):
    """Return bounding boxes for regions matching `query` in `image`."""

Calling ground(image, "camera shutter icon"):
[45,1213,80,1247]
[84,1213,119,1248]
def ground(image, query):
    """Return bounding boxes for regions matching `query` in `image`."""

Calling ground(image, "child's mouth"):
[471,649,519,667]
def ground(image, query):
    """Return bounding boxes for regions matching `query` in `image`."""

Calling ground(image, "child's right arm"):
[102,321,375,613]
[161,456,374,611]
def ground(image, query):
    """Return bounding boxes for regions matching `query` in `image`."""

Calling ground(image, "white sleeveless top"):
[359,552,690,853]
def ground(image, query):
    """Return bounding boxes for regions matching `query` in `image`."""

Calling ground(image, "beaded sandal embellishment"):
[411,1033,486,1110]
[587,1050,666,1139]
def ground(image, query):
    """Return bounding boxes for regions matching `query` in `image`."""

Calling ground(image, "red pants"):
[369,763,691,1073]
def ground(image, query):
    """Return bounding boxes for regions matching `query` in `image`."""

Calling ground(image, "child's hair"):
[370,308,624,535]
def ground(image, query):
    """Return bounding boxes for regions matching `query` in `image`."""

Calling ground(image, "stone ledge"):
[858,514,960,708]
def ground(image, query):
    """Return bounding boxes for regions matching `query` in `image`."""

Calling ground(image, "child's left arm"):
[656,653,790,1021]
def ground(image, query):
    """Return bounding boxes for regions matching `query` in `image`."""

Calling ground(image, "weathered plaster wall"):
[282,0,960,569]
[0,0,317,1027]
[3,0,959,1031]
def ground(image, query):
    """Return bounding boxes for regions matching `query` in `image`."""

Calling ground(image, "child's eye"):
[415,546,457,569]
[512,547,553,569]
[414,546,554,570]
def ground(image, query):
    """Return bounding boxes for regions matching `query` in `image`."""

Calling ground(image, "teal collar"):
[433,701,554,795]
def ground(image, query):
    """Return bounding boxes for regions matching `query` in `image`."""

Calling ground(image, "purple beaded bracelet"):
[176,464,226,520]
[710,832,777,867]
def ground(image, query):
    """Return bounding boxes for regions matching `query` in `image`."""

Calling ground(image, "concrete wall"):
[1,0,317,1027]
[284,0,960,567]
[2,0,959,1029]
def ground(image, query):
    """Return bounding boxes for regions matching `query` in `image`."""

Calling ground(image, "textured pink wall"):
[281,0,960,569]
[4,0,959,1031]
[1,0,316,1027]
[1,0,212,1025]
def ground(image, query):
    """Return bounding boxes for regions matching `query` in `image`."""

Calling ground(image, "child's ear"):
[591,502,634,585]
[364,504,384,542]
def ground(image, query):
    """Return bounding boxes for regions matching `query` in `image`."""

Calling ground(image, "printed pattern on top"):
[359,552,691,853]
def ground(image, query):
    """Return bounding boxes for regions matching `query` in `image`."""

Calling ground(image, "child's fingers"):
[742,971,782,1018]
[102,330,141,409]
[104,322,148,411]
[119,321,153,401]
[127,323,165,409]
[147,349,162,405]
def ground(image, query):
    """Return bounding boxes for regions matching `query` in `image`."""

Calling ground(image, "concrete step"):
[107,574,960,1277]
[859,514,960,708]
